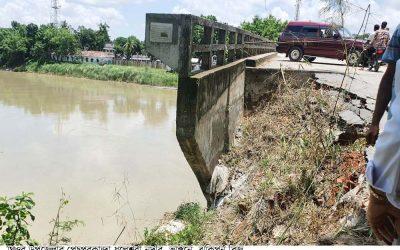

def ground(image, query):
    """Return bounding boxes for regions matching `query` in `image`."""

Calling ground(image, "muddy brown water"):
[0,71,205,244]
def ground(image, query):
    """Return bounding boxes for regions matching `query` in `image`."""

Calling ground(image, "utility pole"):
[295,0,301,21]
[50,0,61,27]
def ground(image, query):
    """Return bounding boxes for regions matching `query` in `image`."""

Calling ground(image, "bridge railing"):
[145,14,276,77]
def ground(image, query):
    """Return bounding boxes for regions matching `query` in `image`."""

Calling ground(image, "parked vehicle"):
[368,47,386,72]
[276,21,365,65]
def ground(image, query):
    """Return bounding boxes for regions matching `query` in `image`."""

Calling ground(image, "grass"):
[23,62,178,87]
[142,202,213,245]
[200,71,375,245]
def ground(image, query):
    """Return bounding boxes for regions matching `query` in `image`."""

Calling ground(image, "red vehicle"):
[369,47,386,72]
[276,21,365,65]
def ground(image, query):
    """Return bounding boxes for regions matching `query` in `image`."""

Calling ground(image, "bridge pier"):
[176,61,246,204]
[145,13,276,204]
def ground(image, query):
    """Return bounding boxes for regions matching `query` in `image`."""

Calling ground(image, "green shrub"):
[24,62,178,87]
[0,193,38,246]
[142,202,212,245]
[175,202,202,224]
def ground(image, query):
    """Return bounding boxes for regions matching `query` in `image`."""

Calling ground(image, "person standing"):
[363,24,381,66]
[367,24,380,45]
[372,21,391,49]
[366,23,400,245]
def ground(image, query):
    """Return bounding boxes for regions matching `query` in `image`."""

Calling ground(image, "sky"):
[0,0,398,41]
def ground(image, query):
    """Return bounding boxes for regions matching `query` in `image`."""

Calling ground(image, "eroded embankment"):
[200,72,375,245]
[143,71,377,245]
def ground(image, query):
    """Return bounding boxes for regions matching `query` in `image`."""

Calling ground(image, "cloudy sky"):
[0,0,397,40]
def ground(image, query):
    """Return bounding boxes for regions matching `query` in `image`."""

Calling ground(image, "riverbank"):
[0,70,205,244]
[15,62,178,87]
[143,72,376,245]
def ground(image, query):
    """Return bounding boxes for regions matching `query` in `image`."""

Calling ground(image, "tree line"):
[0,15,287,68]
[0,21,144,68]
[193,14,287,44]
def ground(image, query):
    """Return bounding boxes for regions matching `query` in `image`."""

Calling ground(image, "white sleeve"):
[367,33,375,41]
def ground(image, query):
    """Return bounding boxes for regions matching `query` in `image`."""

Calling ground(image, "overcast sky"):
[0,0,397,40]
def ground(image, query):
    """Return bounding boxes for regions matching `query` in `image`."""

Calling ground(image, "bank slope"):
[23,62,178,87]
[144,71,377,245]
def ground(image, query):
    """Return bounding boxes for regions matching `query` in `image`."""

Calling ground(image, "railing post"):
[250,37,255,56]
[236,33,243,59]
[216,29,226,66]
[244,35,249,57]
[178,15,193,77]
[201,26,214,70]
[228,31,236,63]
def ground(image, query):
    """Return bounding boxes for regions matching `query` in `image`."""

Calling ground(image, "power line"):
[347,1,368,11]
[362,4,371,37]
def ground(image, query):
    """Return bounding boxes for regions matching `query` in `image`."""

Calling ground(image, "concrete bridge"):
[145,13,279,205]
[144,13,385,207]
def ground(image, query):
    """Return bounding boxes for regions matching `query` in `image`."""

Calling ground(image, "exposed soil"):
[201,74,377,245]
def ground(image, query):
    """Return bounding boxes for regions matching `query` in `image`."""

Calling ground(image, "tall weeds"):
[202,72,372,245]
[24,62,178,87]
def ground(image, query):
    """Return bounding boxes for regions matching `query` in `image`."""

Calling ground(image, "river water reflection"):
[0,71,205,244]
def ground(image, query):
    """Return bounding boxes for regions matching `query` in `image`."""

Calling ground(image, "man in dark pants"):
[361,24,380,68]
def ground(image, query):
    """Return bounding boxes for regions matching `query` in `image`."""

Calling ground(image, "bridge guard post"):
[216,29,226,66]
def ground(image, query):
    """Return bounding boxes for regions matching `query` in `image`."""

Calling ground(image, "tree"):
[11,21,22,30]
[0,28,28,67]
[32,25,78,63]
[60,20,69,29]
[26,23,38,58]
[51,27,79,61]
[193,15,217,44]
[0,20,149,66]
[31,25,55,63]
[75,26,97,50]
[95,22,111,50]
[240,15,288,41]
[123,36,143,59]
[113,36,127,57]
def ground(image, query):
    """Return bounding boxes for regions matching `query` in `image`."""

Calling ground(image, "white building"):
[79,51,114,65]
[62,43,115,65]
[103,43,115,53]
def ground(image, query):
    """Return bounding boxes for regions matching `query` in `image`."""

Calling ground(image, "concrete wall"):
[176,53,275,204]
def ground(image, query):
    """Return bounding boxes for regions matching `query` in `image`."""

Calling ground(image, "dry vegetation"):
[201,71,376,245]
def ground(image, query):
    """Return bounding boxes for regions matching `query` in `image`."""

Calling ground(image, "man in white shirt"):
[362,24,381,69]
[367,24,380,46]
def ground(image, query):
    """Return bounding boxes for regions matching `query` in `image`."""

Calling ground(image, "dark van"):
[276,21,364,65]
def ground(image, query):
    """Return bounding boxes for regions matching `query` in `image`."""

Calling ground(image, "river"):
[0,71,205,244]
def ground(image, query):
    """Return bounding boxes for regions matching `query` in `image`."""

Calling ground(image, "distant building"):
[103,43,115,53]
[62,43,115,65]
[131,55,151,62]
[80,51,114,64]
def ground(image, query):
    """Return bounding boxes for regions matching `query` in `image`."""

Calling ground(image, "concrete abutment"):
[176,53,276,204]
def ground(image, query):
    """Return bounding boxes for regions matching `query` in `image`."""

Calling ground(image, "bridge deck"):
[261,53,383,101]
